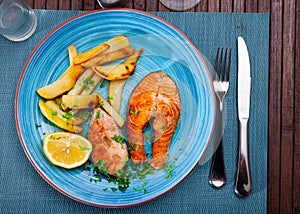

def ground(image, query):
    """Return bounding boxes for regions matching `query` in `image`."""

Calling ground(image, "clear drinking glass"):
[0,0,37,42]
[159,0,201,11]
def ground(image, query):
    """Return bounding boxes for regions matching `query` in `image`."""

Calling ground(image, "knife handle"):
[235,119,252,197]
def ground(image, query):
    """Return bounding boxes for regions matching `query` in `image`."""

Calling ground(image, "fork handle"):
[209,139,226,188]
[235,119,252,197]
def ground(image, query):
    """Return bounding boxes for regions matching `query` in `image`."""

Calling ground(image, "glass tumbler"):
[0,0,37,41]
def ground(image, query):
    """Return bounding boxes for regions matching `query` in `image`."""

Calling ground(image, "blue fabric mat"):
[0,10,269,213]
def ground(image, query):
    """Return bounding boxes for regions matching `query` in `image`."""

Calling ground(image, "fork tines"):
[214,47,232,82]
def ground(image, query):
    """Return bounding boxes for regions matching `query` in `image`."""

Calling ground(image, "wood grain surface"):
[25,0,300,213]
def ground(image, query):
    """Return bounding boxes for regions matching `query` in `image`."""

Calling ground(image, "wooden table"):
[25,0,300,213]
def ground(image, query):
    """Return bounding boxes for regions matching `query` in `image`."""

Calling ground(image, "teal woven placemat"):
[0,10,269,213]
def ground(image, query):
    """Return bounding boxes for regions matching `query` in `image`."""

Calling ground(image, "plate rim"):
[14,8,216,207]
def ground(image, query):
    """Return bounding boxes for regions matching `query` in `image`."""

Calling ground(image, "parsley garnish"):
[96,111,100,119]
[164,163,175,179]
[133,181,148,194]
[62,111,73,120]
[35,124,41,128]
[98,101,104,108]
[161,124,168,131]
[111,135,126,145]
[79,145,91,151]
[50,108,57,119]
[83,78,95,91]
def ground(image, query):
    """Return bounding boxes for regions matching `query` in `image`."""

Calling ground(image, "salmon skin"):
[126,71,181,169]
[88,108,128,175]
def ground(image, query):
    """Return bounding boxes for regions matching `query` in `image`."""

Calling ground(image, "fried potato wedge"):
[108,79,126,112]
[61,94,99,111]
[73,43,109,65]
[95,92,125,127]
[58,45,78,80]
[68,45,77,65]
[36,65,83,99]
[80,73,102,95]
[39,100,83,133]
[92,48,144,80]
[82,46,135,68]
[104,35,130,53]
[68,68,94,96]
[45,100,85,125]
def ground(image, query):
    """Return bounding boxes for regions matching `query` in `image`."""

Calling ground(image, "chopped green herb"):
[96,111,100,119]
[129,109,134,115]
[99,81,106,88]
[98,101,104,108]
[83,78,95,91]
[133,181,148,194]
[49,135,63,140]
[164,163,175,179]
[62,111,73,120]
[50,108,57,119]
[35,124,41,128]
[79,145,91,151]
[108,96,113,102]
[161,124,168,131]
[103,188,108,191]
[111,135,126,145]
[110,187,118,192]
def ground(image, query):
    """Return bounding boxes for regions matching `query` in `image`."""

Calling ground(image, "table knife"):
[235,36,252,197]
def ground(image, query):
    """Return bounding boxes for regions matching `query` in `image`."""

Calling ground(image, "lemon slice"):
[43,132,92,169]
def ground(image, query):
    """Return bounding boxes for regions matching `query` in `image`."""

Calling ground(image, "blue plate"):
[15,9,216,207]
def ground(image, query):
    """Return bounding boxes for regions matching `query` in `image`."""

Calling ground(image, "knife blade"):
[235,36,252,197]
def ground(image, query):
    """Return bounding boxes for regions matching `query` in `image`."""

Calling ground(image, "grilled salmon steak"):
[126,71,181,169]
[88,108,128,175]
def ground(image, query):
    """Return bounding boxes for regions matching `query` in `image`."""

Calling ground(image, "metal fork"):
[209,47,232,189]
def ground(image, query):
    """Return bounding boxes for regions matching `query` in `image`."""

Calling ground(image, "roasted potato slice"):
[82,46,135,68]
[95,92,125,127]
[39,100,83,133]
[58,45,78,80]
[104,35,130,53]
[68,68,94,96]
[36,65,83,99]
[73,43,109,65]
[68,45,77,65]
[45,100,85,125]
[92,48,144,80]
[108,79,126,112]
[61,94,99,111]
[80,73,102,95]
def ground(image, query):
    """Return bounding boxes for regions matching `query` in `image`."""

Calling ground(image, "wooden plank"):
[293,1,300,213]
[221,0,233,12]
[258,0,270,13]
[59,0,71,10]
[83,0,95,10]
[245,0,257,12]
[146,0,158,11]
[34,0,46,9]
[268,0,283,213]
[26,0,34,8]
[195,0,208,12]
[233,0,245,12]
[133,0,146,10]
[71,0,83,10]
[46,0,59,10]
[158,1,171,12]
[280,0,296,213]
[208,0,220,12]
[126,0,134,9]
